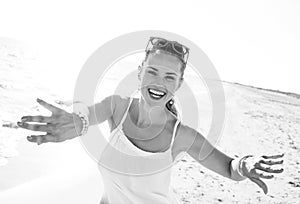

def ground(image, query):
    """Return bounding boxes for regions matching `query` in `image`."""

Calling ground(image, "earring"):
[138,66,142,80]
[137,79,141,91]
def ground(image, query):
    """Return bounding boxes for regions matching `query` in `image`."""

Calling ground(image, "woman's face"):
[139,51,183,106]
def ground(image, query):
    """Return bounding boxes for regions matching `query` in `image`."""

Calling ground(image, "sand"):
[1,39,299,203]
[171,82,300,203]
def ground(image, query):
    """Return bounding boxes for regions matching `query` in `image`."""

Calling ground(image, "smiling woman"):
[17,36,285,204]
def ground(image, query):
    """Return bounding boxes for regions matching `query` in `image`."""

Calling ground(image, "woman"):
[17,37,284,203]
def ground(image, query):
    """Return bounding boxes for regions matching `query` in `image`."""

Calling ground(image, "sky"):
[0,0,299,97]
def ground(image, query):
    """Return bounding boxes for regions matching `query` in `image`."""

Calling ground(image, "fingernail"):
[17,122,23,126]
[21,117,27,122]
[27,136,31,140]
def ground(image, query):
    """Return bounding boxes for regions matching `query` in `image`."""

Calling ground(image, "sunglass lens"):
[153,38,168,47]
[173,43,186,55]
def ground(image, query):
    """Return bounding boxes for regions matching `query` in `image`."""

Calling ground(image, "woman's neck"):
[136,97,169,128]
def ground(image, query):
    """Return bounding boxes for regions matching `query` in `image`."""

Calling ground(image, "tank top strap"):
[169,118,180,149]
[118,97,134,127]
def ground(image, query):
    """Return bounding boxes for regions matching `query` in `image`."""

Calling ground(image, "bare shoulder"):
[112,95,132,116]
[173,123,204,153]
[98,94,129,114]
[88,94,127,126]
[108,95,132,129]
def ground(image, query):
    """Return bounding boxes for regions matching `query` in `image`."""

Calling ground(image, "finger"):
[249,177,268,194]
[255,164,284,174]
[252,169,274,179]
[37,98,62,114]
[17,122,53,133]
[21,115,52,123]
[27,134,58,145]
[260,159,284,165]
[262,153,284,159]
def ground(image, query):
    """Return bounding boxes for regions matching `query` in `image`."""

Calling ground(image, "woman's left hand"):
[240,153,284,194]
[17,98,83,145]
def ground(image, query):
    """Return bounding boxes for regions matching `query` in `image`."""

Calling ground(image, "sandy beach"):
[171,82,300,203]
[1,39,300,203]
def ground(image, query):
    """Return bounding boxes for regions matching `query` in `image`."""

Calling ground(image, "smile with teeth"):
[148,88,166,99]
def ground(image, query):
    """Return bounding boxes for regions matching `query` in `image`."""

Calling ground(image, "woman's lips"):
[148,88,166,100]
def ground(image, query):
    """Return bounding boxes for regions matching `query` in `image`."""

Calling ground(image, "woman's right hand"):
[240,154,284,194]
[17,98,83,145]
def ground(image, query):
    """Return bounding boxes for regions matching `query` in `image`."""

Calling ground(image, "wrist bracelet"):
[230,157,247,181]
[75,112,89,137]
[73,102,90,137]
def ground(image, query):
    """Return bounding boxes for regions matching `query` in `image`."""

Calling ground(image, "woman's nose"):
[154,76,165,85]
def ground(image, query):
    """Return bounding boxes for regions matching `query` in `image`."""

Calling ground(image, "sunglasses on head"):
[145,37,190,66]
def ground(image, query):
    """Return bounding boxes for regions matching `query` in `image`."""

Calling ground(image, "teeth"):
[148,88,166,100]
[149,88,166,96]
[151,94,161,98]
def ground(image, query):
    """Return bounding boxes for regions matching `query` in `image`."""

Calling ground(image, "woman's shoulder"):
[111,95,132,112]
[108,95,135,120]
[101,94,130,112]
[173,122,201,152]
[176,122,195,135]
[105,95,132,130]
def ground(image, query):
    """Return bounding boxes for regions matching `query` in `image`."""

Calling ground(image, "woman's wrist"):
[74,112,89,137]
[230,156,248,181]
[72,102,90,137]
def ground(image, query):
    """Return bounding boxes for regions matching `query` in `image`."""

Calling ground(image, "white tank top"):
[98,97,181,204]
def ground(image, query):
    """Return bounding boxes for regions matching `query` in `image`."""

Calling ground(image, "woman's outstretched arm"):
[179,125,235,179]
[178,124,284,194]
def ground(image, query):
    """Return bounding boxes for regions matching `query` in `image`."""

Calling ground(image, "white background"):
[0,0,299,97]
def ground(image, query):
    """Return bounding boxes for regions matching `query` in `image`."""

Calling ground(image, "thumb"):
[249,177,268,194]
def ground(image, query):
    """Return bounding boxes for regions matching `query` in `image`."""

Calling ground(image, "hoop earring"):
[138,65,142,81]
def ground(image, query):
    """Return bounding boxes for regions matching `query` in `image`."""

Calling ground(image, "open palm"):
[241,154,284,194]
[17,98,82,145]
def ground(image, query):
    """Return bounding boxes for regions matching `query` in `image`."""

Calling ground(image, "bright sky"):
[0,0,299,96]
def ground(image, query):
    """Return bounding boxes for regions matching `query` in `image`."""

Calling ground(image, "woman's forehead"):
[145,52,182,73]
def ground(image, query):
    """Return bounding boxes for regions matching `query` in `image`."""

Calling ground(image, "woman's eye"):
[165,76,175,81]
[147,71,157,75]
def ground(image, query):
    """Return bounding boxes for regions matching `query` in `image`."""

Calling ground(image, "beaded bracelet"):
[230,157,247,181]
[75,111,89,137]
[73,102,90,137]
[230,155,254,180]
[238,155,254,175]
